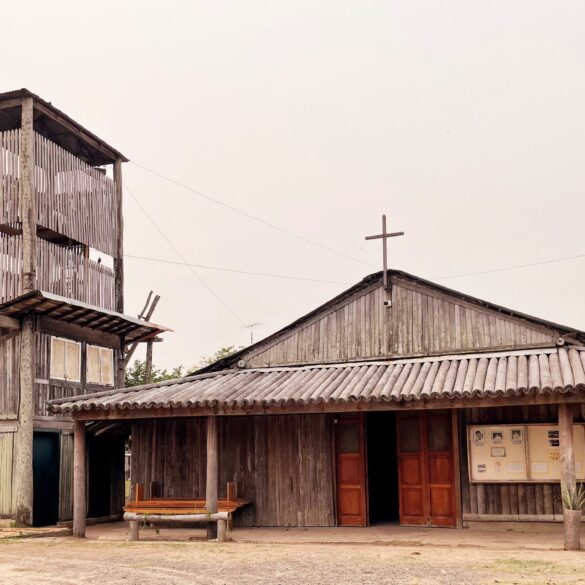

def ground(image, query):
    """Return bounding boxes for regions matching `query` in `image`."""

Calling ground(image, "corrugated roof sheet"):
[51,347,585,414]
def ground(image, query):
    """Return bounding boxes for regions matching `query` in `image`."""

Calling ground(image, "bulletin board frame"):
[467,423,585,484]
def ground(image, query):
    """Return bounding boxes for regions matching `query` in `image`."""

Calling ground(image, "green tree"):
[199,345,243,367]
[125,359,186,387]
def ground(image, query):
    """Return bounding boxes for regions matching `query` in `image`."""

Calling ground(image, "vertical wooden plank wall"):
[0,432,14,516]
[243,280,558,368]
[131,414,336,527]
[0,129,21,227]
[33,133,118,257]
[0,234,22,303]
[59,433,73,521]
[0,334,20,415]
[460,405,581,521]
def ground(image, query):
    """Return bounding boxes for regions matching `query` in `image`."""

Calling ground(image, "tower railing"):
[0,129,119,258]
[0,235,115,310]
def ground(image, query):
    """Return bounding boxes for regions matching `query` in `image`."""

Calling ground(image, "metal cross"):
[365,214,404,290]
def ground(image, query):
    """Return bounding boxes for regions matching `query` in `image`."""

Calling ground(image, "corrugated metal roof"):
[51,347,585,414]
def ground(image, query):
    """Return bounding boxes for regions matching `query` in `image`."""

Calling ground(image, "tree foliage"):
[198,345,243,367]
[125,359,186,387]
[124,346,243,387]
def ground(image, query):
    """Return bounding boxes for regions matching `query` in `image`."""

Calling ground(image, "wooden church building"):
[0,89,167,526]
[52,265,585,532]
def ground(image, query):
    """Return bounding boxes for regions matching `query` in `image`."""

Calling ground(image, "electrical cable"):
[130,161,375,269]
[124,183,247,326]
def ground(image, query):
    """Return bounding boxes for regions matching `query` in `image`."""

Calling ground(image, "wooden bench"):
[123,482,248,542]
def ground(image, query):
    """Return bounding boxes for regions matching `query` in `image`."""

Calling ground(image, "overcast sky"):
[5,1,585,370]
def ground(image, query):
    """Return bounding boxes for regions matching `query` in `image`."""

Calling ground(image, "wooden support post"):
[145,341,153,384]
[113,159,125,389]
[129,520,139,541]
[559,404,576,495]
[559,404,580,550]
[217,519,227,542]
[206,416,219,540]
[12,97,36,526]
[73,420,87,538]
[451,409,463,529]
[12,313,35,526]
[20,96,36,293]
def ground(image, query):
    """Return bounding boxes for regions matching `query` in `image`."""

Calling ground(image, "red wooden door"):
[335,414,367,526]
[397,411,456,527]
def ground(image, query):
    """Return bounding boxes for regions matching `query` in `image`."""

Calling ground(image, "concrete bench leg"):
[217,519,227,542]
[129,520,140,541]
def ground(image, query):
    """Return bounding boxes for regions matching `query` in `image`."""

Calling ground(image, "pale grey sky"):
[4,1,585,369]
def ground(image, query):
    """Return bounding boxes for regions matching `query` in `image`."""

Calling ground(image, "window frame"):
[50,336,81,383]
[86,344,114,386]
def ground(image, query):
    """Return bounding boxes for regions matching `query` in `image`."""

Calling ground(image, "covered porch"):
[49,347,585,548]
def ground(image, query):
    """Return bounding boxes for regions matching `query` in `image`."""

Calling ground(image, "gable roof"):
[0,290,170,343]
[200,270,585,373]
[0,89,128,166]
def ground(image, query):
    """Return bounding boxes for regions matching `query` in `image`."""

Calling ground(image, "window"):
[87,345,114,385]
[50,337,81,382]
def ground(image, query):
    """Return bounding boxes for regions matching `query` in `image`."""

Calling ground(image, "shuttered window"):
[50,337,81,382]
[87,345,114,385]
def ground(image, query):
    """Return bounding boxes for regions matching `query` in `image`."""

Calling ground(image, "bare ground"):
[0,537,584,585]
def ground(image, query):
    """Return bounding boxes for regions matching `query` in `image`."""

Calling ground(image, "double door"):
[397,411,456,527]
[334,411,457,527]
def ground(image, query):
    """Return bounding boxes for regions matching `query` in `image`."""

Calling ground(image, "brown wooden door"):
[335,414,367,526]
[397,411,456,527]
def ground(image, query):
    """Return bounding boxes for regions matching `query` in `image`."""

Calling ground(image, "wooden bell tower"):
[0,89,165,526]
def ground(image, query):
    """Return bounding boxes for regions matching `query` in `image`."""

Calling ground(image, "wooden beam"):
[39,316,121,350]
[20,96,35,292]
[0,315,19,330]
[0,98,23,111]
[33,101,122,165]
[73,420,87,537]
[70,392,585,421]
[206,416,219,539]
[12,313,35,526]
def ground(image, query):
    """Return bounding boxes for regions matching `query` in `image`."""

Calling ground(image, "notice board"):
[468,423,585,483]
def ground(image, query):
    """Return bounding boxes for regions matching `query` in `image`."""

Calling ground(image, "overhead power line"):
[124,184,247,326]
[125,254,353,285]
[130,161,375,269]
[432,252,585,281]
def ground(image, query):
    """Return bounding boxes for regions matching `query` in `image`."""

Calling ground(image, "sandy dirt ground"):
[0,537,584,585]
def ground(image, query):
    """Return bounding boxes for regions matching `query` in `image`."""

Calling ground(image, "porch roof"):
[51,346,585,416]
[0,290,170,343]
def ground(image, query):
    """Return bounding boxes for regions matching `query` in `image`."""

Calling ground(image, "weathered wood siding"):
[1,235,115,309]
[34,332,114,417]
[0,129,21,227]
[0,431,14,516]
[244,278,558,367]
[460,404,585,521]
[0,234,21,303]
[0,334,19,415]
[34,132,119,256]
[131,415,335,527]
[58,433,73,521]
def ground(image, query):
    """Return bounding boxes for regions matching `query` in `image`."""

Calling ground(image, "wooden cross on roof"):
[365,214,404,291]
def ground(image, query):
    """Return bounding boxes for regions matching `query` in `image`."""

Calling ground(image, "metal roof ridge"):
[237,346,563,373]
